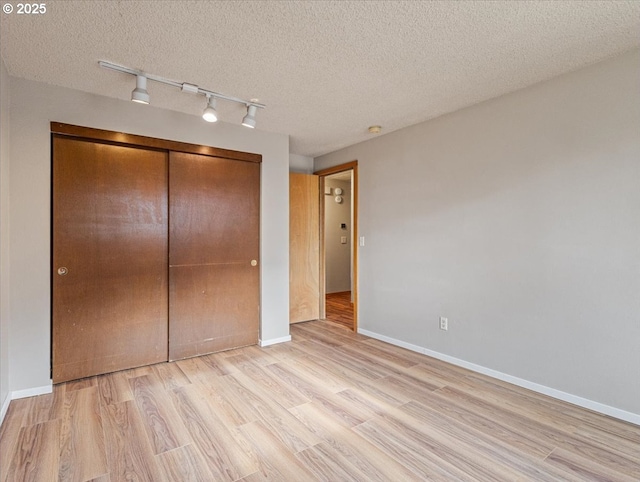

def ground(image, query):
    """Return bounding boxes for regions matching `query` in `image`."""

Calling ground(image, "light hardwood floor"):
[1,320,638,481]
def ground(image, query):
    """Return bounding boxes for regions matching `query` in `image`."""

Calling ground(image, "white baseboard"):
[358,328,640,426]
[259,335,292,347]
[12,384,53,400]
[359,329,426,355]
[0,392,10,426]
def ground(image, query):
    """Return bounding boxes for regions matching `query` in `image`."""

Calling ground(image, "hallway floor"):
[325,291,354,330]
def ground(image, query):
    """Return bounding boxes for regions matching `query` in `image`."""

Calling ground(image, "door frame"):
[314,160,358,331]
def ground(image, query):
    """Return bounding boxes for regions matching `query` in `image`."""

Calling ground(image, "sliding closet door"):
[169,152,260,360]
[52,137,168,383]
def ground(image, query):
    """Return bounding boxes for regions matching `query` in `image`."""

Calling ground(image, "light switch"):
[340,236,347,244]
[359,236,365,247]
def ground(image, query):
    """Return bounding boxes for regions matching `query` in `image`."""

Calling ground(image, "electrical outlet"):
[439,317,448,331]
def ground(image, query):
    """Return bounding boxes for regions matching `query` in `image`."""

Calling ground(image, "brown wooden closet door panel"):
[168,264,259,359]
[169,152,260,360]
[52,137,169,383]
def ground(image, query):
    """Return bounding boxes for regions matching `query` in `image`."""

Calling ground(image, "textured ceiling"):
[2,1,639,157]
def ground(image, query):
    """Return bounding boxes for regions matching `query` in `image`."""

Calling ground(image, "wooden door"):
[169,152,260,360]
[52,137,168,383]
[289,173,320,323]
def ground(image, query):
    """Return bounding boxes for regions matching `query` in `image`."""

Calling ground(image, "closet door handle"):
[57,267,68,276]
[251,260,258,267]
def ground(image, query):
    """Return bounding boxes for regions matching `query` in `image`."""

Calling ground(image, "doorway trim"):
[314,160,358,331]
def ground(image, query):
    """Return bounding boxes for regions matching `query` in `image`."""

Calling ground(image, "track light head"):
[131,75,150,104]
[242,104,258,129]
[100,62,265,123]
[202,96,218,122]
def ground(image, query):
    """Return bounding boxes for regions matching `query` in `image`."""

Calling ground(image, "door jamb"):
[314,161,358,331]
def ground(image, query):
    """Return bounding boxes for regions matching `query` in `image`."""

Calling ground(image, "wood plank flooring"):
[325,291,354,330]
[1,320,638,481]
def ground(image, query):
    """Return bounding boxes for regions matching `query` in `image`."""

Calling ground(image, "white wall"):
[315,50,640,420]
[0,57,10,418]
[7,77,290,394]
[325,179,352,293]
[289,153,314,173]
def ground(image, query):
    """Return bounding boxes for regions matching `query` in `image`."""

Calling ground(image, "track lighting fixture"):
[100,61,265,127]
[242,105,258,129]
[202,95,218,122]
[131,75,150,104]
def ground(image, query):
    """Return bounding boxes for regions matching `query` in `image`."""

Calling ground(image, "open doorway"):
[315,161,358,331]
[323,171,353,329]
